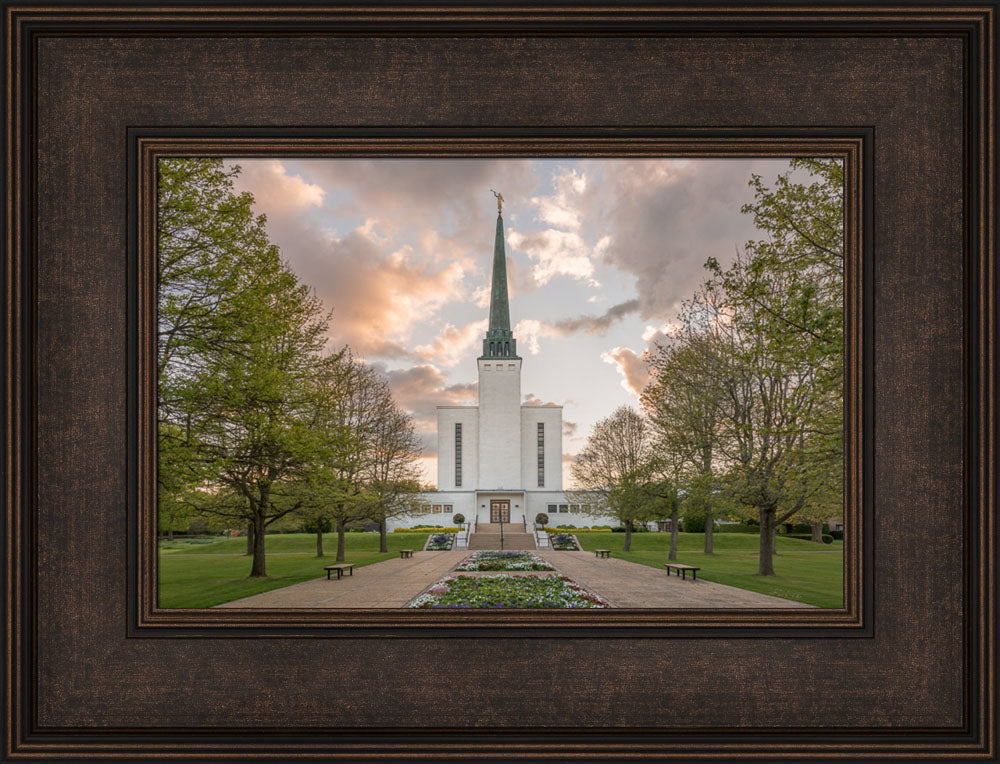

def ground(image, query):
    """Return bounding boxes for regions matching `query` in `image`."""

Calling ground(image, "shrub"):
[784,534,834,544]
[535,513,549,526]
[393,526,461,533]
[682,514,706,533]
[453,513,465,525]
[611,527,626,533]
[829,530,844,541]
[715,523,759,534]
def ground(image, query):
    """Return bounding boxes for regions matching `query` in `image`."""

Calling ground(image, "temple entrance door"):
[490,500,510,523]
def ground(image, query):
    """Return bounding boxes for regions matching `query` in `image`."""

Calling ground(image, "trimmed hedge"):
[715,523,759,534]
[544,527,611,533]
[393,526,461,533]
[829,530,844,541]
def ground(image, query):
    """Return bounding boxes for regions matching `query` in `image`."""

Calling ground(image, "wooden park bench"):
[594,549,611,559]
[399,549,414,559]
[664,563,700,581]
[324,563,354,580]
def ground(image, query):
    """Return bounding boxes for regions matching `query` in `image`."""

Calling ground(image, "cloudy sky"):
[226,157,796,486]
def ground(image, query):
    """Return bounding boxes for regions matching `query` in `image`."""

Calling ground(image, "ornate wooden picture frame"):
[4,3,995,759]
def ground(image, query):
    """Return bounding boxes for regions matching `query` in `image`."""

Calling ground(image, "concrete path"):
[215,549,811,609]
[215,551,468,608]
[532,550,812,608]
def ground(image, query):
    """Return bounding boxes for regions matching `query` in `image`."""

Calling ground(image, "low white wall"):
[386,492,476,532]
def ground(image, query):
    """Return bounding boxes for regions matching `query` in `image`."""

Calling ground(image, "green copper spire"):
[481,204,518,359]
[488,214,511,334]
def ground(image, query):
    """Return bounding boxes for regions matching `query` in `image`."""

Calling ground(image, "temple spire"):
[481,194,517,359]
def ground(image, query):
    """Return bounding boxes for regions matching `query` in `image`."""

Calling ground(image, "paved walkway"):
[215,551,468,608]
[215,549,810,609]
[532,550,810,608]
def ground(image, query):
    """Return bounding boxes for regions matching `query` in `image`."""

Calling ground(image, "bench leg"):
[681,570,686,580]
[692,571,697,581]
[327,571,331,580]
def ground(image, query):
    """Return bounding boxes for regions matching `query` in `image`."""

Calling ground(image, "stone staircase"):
[467,523,536,550]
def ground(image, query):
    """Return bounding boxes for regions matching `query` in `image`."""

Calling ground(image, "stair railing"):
[499,519,504,550]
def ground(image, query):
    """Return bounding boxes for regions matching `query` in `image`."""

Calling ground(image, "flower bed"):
[549,533,580,551]
[454,550,554,572]
[425,532,455,551]
[408,574,610,608]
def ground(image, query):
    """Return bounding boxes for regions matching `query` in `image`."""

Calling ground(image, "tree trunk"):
[249,512,267,577]
[757,510,776,575]
[704,508,714,554]
[316,524,324,557]
[168,528,174,542]
[623,519,632,552]
[379,518,388,554]
[245,521,254,556]
[336,516,347,562]
[668,507,679,562]
[811,521,823,543]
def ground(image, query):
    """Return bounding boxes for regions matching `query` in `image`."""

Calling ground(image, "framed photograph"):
[4,3,995,760]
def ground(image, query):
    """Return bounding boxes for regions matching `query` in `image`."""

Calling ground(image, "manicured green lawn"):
[157,532,429,608]
[573,532,844,608]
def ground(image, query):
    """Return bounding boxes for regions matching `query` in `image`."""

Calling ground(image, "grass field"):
[573,532,844,608]
[158,530,843,609]
[157,532,430,608]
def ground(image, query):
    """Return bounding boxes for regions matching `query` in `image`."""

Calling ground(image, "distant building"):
[389,204,615,530]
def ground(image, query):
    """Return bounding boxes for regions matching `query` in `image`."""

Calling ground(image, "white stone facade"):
[388,209,616,531]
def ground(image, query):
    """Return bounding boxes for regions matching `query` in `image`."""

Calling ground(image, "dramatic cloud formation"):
[224,156,804,488]
[506,228,602,286]
[510,301,640,355]
[232,159,325,213]
[594,158,792,321]
[531,167,588,231]
[415,319,488,368]
[513,319,559,355]
[601,346,652,396]
[553,299,640,334]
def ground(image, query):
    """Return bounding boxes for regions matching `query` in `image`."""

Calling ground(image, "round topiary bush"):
[453,513,465,525]
[535,513,549,526]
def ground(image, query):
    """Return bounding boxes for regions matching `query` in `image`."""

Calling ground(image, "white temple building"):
[389,198,612,532]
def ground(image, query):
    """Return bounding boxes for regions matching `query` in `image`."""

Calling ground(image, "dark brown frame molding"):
[4,3,996,760]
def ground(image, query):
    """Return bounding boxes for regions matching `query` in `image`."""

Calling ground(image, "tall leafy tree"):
[157,158,333,577]
[704,159,844,575]
[571,406,652,552]
[643,316,729,555]
[365,402,423,553]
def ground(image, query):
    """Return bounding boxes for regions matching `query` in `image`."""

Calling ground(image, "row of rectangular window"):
[547,503,594,513]
[537,421,544,488]
[415,504,453,514]
[455,423,462,488]
[481,363,517,369]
